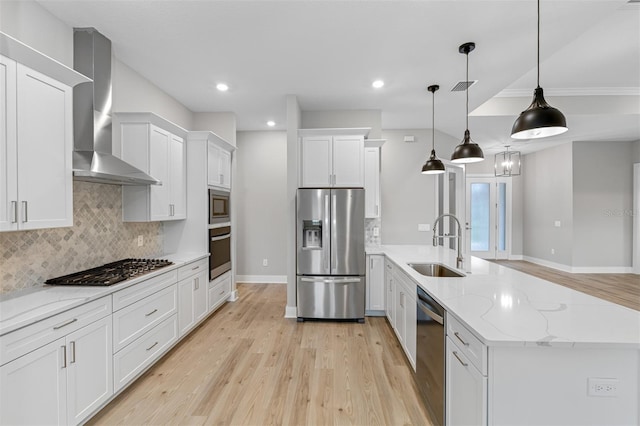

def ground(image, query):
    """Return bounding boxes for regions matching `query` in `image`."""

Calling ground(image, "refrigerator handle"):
[331,193,337,274]
[324,194,330,272]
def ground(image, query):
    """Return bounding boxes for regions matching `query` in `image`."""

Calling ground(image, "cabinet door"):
[333,136,364,187]
[446,337,487,426]
[219,149,231,189]
[169,134,186,219]
[207,142,222,187]
[0,55,17,231]
[405,291,417,370]
[0,338,67,425]
[149,125,171,221]
[300,136,332,187]
[66,317,113,425]
[385,261,394,324]
[394,282,405,343]
[193,269,209,323]
[364,147,380,218]
[16,64,73,230]
[178,276,195,336]
[366,255,385,311]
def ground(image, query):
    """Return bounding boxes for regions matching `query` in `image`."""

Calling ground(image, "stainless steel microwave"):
[209,189,230,224]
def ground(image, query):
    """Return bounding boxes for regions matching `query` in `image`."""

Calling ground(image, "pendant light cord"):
[432,90,435,150]
[537,0,540,88]
[465,49,469,131]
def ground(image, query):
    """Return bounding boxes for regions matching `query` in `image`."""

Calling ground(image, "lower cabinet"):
[393,268,417,370]
[178,259,209,336]
[385,259,395,325]
[208,271,232,313]
[446,337,487,426]
[0,315,113,426]
[366,254,385,314]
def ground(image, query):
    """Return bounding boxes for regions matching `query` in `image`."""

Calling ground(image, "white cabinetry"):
[208,271,232,313]
[298,129,369,188]
[0,56,76,232]
[393,268,416,370]
[385,258,395,325]
[0,297,113,426]
[366,254,385,314]
[115,112,187,222]
[364,141,384,219]
[446,314,487,426]
[178,258,209,336]
[208,140,232,190]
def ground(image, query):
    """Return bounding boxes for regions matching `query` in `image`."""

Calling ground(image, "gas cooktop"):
[45,258,173,286]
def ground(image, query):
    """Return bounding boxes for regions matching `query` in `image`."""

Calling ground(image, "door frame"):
[465,175,513,260]
[433,163,467,258]
[634,163,639,274]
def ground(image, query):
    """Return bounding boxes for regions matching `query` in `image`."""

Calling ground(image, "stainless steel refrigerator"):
[296,188,365,321]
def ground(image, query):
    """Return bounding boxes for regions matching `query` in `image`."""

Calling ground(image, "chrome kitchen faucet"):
[432,214,464,270]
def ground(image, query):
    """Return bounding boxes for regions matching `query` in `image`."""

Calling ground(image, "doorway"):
[465,177,512,260]
[434,164,466,253]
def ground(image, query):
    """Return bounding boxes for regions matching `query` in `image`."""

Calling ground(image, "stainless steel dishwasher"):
[416,286,446,426]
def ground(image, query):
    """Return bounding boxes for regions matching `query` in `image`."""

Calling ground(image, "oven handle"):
[211,234,231,242]
[417,298,444,325]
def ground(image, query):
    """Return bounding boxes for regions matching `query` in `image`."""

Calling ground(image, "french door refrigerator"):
[296,188,365,321]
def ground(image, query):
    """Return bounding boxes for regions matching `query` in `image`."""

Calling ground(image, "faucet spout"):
[432,213,464,270]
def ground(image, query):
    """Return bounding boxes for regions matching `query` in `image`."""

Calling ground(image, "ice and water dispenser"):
[302,220,323,249]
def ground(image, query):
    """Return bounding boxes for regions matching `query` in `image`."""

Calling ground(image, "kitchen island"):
[368,245,639,426]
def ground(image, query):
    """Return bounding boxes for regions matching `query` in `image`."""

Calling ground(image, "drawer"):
[0,296,112,366]
[113,314,178,392]
[177,258,208,282]
[113,284,177,353]
[112,270,177,311]
[447,314,487,375]
[208,273,231,312]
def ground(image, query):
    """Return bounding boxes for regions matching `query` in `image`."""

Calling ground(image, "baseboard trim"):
[284,306,297,318]
[524,256,633,274]
[509,255,524,260]
[236,275,287,284]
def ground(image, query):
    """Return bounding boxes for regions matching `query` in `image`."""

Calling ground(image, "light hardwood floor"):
[89,284,433,426]
[492,260,640,311]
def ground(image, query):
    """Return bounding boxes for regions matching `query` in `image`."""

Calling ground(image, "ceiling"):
[38,0,640,154]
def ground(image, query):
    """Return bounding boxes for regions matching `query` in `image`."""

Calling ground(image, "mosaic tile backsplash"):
[366,218,381,246]
[0,181,163,294]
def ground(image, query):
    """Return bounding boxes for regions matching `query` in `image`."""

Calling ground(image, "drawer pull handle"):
[53,318,78,330]
[61,345,67,369]
[146,341,159,351]
[219,290,225,296]
[145,309,158,317]
[454,331,470,347]
[191,266,200,270]
[453,351,468,367]
[70,341,76,364]
[11,201,17,223]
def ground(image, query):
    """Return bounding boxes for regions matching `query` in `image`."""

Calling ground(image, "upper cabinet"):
[114,113,188,222]
[0,33,90,232]
[298,128,369,188]
[207,139,232,190]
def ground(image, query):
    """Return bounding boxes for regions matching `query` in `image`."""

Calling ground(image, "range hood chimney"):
[73,27,160,185]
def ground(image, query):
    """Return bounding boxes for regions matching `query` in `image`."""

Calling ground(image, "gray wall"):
[633,140,640,163]
[523,143,574,266]
[302,110,382,139]
[235,131,287,277]
[572,141,635,267]
[286,95,301,313]
[379,129,460,244]
[193,112,237,146]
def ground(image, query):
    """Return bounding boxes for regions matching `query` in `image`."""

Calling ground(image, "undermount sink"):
[408,263,465,278]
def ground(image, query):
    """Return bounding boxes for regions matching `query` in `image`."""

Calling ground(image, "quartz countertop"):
[0,252,208,336]
[368,245,640,349]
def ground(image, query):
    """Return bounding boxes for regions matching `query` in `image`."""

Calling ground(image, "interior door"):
[435,164,466,255]
[465,177,510,260]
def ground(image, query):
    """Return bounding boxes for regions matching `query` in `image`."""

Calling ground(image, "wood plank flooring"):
[88,284,433,426]
[492,260,640,311]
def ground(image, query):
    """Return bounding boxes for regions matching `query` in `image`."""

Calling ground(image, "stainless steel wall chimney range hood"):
[72,27,160,185]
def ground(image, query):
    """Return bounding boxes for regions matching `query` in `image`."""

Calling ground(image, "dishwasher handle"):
[417,298,444,325]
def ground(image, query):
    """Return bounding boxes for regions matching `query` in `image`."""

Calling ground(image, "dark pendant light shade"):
[511,87,567,139]
[451,42,484,164]
[511,0,567,140]
[422,84,445,175]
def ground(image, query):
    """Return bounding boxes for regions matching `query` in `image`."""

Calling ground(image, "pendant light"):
[494,146,521,177]
[451,42,484,164]
[511,0,567,139]
[422,85,445,175]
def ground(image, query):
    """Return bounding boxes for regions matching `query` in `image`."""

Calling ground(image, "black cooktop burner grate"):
[45,258,173,286]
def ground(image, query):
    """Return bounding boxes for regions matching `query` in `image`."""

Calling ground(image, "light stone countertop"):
[0,252,208,336]
[368,245,640,349]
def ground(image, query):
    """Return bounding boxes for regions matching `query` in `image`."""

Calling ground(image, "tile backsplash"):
[366,218,381,246]
[0,181,163,294]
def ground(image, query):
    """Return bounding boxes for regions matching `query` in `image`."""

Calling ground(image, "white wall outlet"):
[554,220,561,227]
[551,248,555,255]
[137,235,144,247]
[262,258,268,267]
[403,135,415,143]
[588,378,619,397]
[418,223,431,232]
[373,227,380,237]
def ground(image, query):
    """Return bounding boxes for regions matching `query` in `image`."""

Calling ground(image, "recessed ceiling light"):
[372,80,384,89]
[216,83,229,92]
[267,120,275,127]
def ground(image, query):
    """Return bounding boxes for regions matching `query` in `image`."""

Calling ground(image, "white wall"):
[286,95,301,315]
[572,141,635,269]
[192,112,237,146]
[523,143,574,267]
[235,131,287,279]
[302,109,382,139]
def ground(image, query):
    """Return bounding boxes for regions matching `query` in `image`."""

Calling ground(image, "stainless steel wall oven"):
[209,226,231,280]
